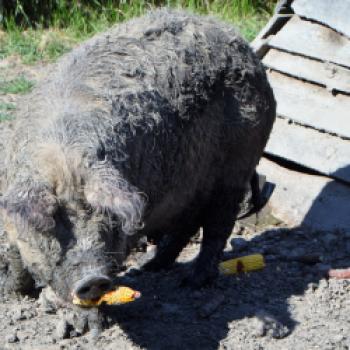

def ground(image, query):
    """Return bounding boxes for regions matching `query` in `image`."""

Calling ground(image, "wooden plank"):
[267,70,350,138]
[292,0,350,38]
[269,16,350,68]
[265,118,350,184]
[250,14,291,57]
[263,49,350,94]
[258,158,350,231]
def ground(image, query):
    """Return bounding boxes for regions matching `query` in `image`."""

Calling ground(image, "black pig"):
[0,9,275,310]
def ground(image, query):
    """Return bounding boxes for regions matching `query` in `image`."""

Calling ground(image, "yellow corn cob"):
[98,286,141,305]
[72,286,141,307]
[219,254,265,275]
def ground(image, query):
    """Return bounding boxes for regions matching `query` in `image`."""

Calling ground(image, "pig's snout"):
[73,275,112,300]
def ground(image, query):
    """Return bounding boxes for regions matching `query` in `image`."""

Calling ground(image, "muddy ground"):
[0,58,349,350]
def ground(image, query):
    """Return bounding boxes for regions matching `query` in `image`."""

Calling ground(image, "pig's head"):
[0,142,146,303]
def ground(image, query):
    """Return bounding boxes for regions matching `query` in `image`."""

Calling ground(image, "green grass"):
[0,76,34,94]
[0,27,76,63]
[0,102,16,110]
[0,113,13,121]
[0,102,16,121]
[0,1,276,64]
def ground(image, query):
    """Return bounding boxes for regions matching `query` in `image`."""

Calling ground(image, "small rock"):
[6,332,19,343]
[22,309,36,320]
[12,308,25,321]
[308,282,318,292]
[255,310,289,339]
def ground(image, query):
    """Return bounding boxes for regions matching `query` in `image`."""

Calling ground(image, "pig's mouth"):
[72,275,113,301]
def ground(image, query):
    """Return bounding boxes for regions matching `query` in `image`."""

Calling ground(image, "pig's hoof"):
[56,306,105,339]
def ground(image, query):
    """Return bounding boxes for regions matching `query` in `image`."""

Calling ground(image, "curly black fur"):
[0,9,275,300]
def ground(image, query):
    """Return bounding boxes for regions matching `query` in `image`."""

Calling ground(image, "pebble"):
[12,308,25,321]
[6,332,19,343]
[254,310,290,339]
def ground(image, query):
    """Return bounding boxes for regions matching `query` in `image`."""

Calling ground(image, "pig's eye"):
[96,145,106,161]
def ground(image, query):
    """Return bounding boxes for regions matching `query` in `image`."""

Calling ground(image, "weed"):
[0,1,275,63]
[0,113,13,121]
[0,102,16,122]
[0,76,34,94]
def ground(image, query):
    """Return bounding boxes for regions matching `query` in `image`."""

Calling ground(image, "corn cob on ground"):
[73,286,141,307]
[219,254,265,275]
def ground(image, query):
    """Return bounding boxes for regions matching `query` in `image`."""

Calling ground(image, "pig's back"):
[13,9,274,229]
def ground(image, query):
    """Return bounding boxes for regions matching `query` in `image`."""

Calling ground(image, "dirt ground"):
[0,59,349,350]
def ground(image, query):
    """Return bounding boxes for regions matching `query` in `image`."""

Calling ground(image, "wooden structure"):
[252,0,350,185]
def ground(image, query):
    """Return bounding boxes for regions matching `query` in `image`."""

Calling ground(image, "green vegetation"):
[0,28,75,63]
[0,1,275,64]
[0,76,34,94]
[0,102,16,121]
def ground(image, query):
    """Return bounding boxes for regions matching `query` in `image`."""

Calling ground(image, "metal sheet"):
[266,118,350,184]
[263,49,350,94]
[267,70,350,139]
[269,16,350,68]
[292,0,350,38]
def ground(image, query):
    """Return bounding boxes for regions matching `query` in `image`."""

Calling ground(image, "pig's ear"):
[0,181,58,232]
[84,176,146,235]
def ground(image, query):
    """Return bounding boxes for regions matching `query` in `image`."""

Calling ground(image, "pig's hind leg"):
[144,216,201,272]
[183,185,246,288]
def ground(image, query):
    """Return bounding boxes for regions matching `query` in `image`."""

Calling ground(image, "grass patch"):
[0,102,16,111]
[0,113,13,121]
[0,76,34,94]
[0,102,15,121]
[1,1,276,63]
[0,28,76,63]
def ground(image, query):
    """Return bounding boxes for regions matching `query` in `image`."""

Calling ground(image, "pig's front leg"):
[0,244,35,297]
[56,306,106,339]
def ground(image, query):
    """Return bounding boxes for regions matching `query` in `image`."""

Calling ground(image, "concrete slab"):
[257,158,350,231]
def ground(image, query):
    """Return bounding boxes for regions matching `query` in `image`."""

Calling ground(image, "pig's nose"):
[73,275,112,300]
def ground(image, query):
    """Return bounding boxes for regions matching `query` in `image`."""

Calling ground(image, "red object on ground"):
[328,268,350,279]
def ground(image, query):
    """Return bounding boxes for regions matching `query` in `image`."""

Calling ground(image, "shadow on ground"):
[101,166,350,350]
